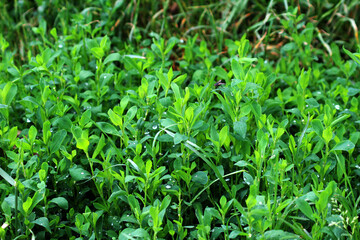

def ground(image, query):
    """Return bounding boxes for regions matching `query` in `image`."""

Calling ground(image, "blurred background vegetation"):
[1,0,359,63]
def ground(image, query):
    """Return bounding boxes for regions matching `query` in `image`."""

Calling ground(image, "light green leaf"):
[23,197,32,214]
[91,47,104,59]
[322,127,332,144]
[28,125,37,144]
[76,138,89,152]
[108,109,122,127]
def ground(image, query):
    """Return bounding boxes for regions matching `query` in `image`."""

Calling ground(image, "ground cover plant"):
[1,0,360,239]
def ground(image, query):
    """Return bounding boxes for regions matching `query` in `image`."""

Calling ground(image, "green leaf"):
[120,228,151,239]
[174,133,187,145]
[235,161,247,167]
[53,116,72,131]
[76,138,89,152]
[231,59,242,79]
[125,106,137,122]
[322,127,332,144]
[295,198,314,221]
[234,117,247,139]
[50,129,67,154]
[96,122,121,136]
[263,230,300,240]
[159,97,172,107]
[0,167,15,186]
[311,119,323,137]
[164,129,231,195]
[49,197,68,209]
[330,114,351,127]
[41,85,51,104]
[243,172,253,185]
[91,47,104,59]
[71,125,82,140]
[79,70,94,81]
[173,74,187,84]
[299,68,311,90]
[50,27,57,40]
[219,125,229,147]
[305,98,319,108]
[3,83,17,105]
[108,109,122,127]
[92,134,106,159]
[21,96,40,107]
[192,171,208,185]
[210,125,219,143]
[43,120,51,144]
[316,181,336,214]
[157,70,168,90]
[120,96,130,112]
[104,53,121,65]
[28,125,37,144]
[214,67,228,81]
[331,140,355,152]
[32,217,52,233]
[343,46,360,65]
[23,197,32,214]
[69,167,91,181]
[239,57,257,63]
[79,109,92,128]
[171,82,181,99]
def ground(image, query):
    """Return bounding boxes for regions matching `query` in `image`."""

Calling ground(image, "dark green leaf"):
[32,217,51,233]
[49,197,68,209]
[69,167,91,181]
[192,171,208,185]
[50,129,67,154]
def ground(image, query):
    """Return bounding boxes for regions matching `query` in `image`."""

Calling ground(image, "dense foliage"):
[1,1,360,239]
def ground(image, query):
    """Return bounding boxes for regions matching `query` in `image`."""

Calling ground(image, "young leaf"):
[91,47,104,59]
[76,138,89,153]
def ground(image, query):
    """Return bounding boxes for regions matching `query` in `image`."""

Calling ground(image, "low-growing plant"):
[1,1,360,240]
